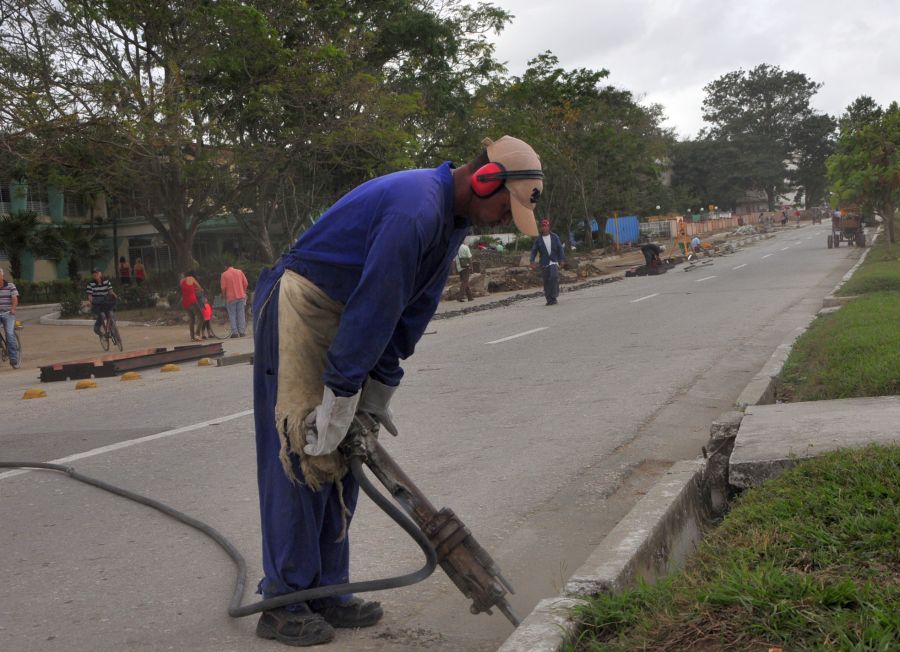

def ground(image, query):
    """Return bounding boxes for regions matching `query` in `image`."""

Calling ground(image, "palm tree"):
[33,222,108,281]
[0,211,40,279]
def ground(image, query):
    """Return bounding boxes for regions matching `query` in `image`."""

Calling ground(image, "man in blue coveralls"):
[252,136,544,646]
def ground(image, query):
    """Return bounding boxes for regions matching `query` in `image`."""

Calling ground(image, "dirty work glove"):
[357,378,399,436]
[303,386,360,456]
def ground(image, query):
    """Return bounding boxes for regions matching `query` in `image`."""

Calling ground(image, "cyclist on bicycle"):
[87,268,118,337]
[0,267,20,368]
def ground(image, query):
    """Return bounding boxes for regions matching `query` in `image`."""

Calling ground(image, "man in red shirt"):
[220,262,250,337]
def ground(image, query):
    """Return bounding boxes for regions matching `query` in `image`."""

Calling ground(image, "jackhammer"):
[0,413,520,629]
[342,413,520,625]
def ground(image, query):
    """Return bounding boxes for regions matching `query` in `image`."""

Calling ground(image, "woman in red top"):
[118,256,132,285]
[179,271,205,342]
[134,258,146,285]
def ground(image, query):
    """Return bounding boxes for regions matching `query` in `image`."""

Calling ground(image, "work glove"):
[303,386,360,457]
[357,377,399,436]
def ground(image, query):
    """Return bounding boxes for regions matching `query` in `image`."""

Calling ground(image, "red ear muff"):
[471,162,507,198]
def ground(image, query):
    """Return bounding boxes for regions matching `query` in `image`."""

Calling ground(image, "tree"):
[0,0,290,271]
[34,222,108,281]
[827,99,899,246]
[0,211,41,279]
[671,137,748,212]
[702,64,827,209]
[792,113,837,207]
[486,53,671,248]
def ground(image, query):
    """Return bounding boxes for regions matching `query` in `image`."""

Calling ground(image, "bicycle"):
[96,308,123,352]
[0,318,23,368]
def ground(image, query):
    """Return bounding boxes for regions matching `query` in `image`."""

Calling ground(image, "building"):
[0,180,244,282]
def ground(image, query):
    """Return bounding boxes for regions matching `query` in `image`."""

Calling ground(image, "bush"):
[59,291,83,318]
[509,235,535,250]
[118,284,157,310]
[141,269,180,295]
[15,279,78,304]
[473,235,503,249]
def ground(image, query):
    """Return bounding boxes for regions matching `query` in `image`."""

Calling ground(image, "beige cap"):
[483,136,543,236]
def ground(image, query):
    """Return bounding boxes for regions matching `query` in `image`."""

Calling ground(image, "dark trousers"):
[458,267,473,301]
[252,266,359,609]
[542,264,559,302]
[92,305,113,334]
[185,303,203,339]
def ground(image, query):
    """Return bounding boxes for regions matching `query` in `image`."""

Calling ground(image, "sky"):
[488,0,899,139]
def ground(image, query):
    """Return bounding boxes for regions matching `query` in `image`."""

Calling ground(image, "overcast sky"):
[488,0,899,139]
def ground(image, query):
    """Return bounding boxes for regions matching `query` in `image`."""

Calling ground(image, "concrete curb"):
[496,597,587,652]
[38,311,149,327]
[500,459,713,651]
[732,317,814,409]
[216,352,254,367]
[496,225,871,652]
[562,459,709,597]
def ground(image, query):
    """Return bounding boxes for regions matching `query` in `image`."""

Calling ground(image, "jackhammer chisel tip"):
[497,598,521,627]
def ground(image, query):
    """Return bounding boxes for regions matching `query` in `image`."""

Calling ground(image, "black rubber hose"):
[0,457,437,618]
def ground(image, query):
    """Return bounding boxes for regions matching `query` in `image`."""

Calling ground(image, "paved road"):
[0,225,861,651]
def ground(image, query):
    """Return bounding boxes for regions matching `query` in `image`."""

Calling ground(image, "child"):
[200,295,214,339]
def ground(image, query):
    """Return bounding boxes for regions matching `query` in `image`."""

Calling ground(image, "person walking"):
[250,135,544,647]
[0,268,20,368]
[454,242,474,301]
[530,218,565,305]
[220,262,250,337]
[179,271,205,342]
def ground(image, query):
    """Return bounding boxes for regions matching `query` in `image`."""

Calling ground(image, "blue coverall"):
[253,162,470,606]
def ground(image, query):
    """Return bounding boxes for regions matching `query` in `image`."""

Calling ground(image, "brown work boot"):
[256,605,335,646]
[312,597,384,628]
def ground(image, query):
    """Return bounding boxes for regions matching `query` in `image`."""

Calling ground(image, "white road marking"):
[762,253,774,258]
[0,409,254,481]
[732,264,747,270]
[781,246,790,251]
[487,327,548,345]
[695,275,717,283]
[631,293,659,303]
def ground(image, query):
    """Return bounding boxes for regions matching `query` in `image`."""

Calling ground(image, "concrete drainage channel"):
[498,229,882,652]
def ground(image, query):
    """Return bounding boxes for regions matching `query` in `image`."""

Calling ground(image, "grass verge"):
[776,292,900,401]
[567,445,900,651]
[837,216,900,296]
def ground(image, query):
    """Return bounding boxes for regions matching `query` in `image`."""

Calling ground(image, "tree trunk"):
[578,178,593,249]
[580,218,592,249]
[9,255,22,281]
[765,187,776,211]
[884,202,896,247]
[171,235,197,274]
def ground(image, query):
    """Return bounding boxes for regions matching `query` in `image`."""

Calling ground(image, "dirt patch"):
[374,626,446,647]
[9,322,204,372]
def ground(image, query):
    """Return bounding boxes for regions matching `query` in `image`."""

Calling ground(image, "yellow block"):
[75,379,97,390]
[160,364,180,373]
[197,358,211,366]
[23,388,47,399]
[121,371,141,381]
